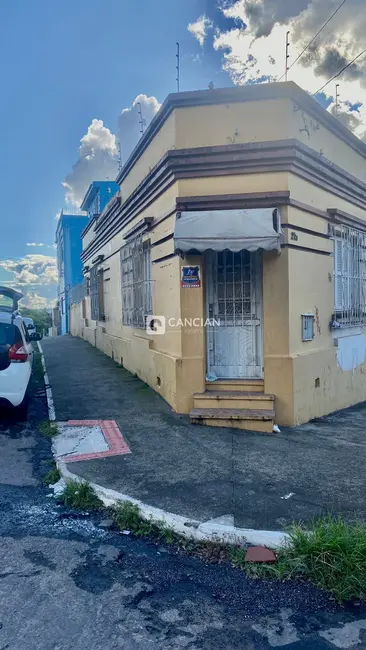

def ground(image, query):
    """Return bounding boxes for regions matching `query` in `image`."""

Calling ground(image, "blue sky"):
[0,0,364,308]
[0,0,229,305]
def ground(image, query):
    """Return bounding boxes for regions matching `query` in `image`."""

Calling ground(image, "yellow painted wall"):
[175,99,291,149]
[289,103,366,183]
[120,112,176,202]
[287,179,366,425]
[75,95,366,427]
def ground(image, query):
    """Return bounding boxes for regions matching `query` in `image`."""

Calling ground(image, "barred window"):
[121,236,152,327]
[90,266,99,320]
[334,224,366,326]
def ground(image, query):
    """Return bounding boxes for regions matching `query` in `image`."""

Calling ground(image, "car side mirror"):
[30,332,42,341]
[27,324,34,329]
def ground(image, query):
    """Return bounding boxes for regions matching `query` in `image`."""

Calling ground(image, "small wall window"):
[302,314,315,341]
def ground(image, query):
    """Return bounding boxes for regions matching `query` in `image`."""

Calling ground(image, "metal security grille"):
[121,236,152,328]
[205,250,263,379]
[90,265,99,321]
[69,282,86,305]
[333,224,366,326]
[216,250,252,325]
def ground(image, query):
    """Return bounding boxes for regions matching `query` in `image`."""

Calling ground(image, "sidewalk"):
[42,335,366,533]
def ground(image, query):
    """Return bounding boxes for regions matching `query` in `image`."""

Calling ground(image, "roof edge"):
[116,82,366,186]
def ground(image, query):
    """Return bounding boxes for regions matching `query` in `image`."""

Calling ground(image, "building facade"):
[80,181,119,220]
[70,82,366,430]
[56,212,88,335]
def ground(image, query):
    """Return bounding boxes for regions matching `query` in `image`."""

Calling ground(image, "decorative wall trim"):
[281,243,331,256]
[176,191,290,211]
[124,217,154,241]
[151,233,174,248]
[327,208,366,231]
[282,223,331,240]
[116,83,366,186]
[152,252,177,265]
[288,199,330,220]
[82,139,366,262]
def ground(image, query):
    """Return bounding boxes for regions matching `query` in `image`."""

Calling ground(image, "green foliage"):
[244,516,366,602]
[39,421,58,439]
[58,480,103,510]
[113,502,181,544]
[33,351,45,381]
[20,307,52,334]
[42,466,61,485]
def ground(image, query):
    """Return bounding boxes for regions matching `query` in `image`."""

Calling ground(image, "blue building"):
[80,180,119,219]
[56,211,88,335]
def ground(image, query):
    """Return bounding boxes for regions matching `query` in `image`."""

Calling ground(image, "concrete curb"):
[40,344,289,550]
[37,341,56,421]
[57,458,289,549]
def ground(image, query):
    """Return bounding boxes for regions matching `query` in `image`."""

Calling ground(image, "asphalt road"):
[0,371,365,649]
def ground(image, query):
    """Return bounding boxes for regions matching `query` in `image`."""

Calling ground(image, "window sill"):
[331,325,364,339]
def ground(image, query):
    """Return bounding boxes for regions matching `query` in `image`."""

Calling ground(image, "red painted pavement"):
[64,420,131,462]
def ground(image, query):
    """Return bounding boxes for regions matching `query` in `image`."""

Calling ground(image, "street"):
[0,368,365,649]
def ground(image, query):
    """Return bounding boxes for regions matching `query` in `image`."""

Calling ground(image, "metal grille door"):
[205,250,263,379]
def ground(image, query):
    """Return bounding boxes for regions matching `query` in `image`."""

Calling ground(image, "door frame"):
[204,250,264,380]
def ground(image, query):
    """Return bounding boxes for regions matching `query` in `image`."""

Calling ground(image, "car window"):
[20,321,30,343]
[0,323,22,346]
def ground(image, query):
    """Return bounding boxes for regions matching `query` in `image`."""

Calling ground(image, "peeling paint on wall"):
[336,333,366,372]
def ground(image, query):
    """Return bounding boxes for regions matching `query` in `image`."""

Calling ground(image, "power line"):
[277,0,347,82]
[314,48,366,95]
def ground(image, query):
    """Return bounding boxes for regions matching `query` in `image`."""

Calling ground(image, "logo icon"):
[146,315,166,335]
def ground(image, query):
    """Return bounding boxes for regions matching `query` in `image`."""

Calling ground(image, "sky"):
[0,0,365,309]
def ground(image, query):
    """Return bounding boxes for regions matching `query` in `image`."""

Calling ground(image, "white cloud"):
[187,14,213,46]
[62,119,118,207]
[26,242,45,247]
[211,0,366,140]
[0,254,58,286]
[118,94,161,165]
[21,292,49,310]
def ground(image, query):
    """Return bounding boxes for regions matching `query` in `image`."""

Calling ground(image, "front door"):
[205,250,263,379]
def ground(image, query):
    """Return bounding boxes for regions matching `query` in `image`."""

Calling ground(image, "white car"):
[0,288,41,410]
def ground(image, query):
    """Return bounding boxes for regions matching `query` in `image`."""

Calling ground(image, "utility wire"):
[277,0,347,82]
[314,48,366,94]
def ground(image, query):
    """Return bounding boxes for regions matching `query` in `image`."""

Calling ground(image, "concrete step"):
[193,390,275,410]
[206,379,264,393]
[189,408,275,433]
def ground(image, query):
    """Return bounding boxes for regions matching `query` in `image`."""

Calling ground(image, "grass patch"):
[33,351,45,381]
[58,480,103,510]
[39,420,58,439]
[113,501,185,545]
[244,516,366,602]
[42,465,61,485]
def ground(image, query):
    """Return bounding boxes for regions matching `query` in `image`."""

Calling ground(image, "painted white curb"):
[57,458,289,549]
[37,341,56,421]
[41,343,289,550]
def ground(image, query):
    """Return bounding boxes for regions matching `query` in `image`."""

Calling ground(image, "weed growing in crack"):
[244,516,366,603]
[33,351,45,381]
[42,465,61,485]
[58,480,103,510]
[39,421,58,439]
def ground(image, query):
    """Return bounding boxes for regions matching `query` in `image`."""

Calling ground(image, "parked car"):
[0,287,42,410]
[22,317,36,337]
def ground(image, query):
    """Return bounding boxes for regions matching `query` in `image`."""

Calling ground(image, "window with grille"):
[90,265,99,320]
[121,236,152,327]
[333,224,366,326]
